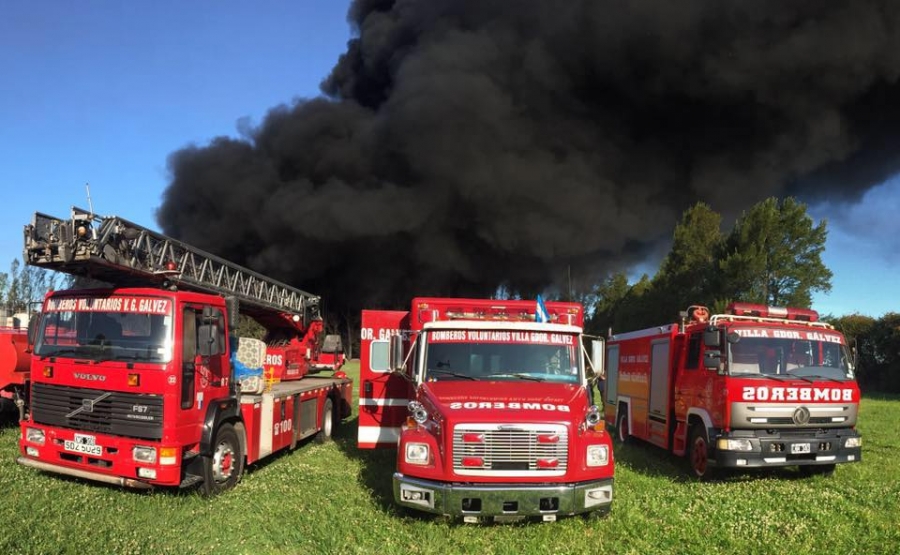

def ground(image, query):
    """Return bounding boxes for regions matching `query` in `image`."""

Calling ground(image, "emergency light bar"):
[414,299,582,326]
[726,303,818,322]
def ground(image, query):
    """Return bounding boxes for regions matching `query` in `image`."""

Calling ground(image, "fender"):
[199,395,242,456]
[685,407,714,432]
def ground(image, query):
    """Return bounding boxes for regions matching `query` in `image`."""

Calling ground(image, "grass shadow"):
[331,414,403,515]
[613,439,817,483]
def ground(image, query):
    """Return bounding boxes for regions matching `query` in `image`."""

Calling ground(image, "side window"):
[181,308,198,409]
[685,333,702,370]
[370,340,390,372]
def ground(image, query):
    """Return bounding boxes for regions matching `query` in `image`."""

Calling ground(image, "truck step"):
[179,474,203,488]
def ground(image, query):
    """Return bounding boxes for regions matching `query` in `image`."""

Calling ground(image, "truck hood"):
[418,380,590,425]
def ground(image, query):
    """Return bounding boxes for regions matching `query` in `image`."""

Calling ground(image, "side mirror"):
[198,323,222,356]
[389,334,405,372]
[703,349,722,371]
[703,328,721,348]
[590,339,605,380]
[27,313,41,351]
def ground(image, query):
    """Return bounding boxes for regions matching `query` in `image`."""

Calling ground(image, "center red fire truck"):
[359,298,614,522]
[17,207,351,494]
[604,303,862,478]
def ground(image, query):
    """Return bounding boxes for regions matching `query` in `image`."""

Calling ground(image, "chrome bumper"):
[17,456,153,490]
[394,473,613,518]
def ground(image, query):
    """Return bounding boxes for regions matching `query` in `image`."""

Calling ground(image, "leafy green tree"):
[653,202,724,319]
[719,197,831,307]
[829,313,878,388]
[3,259,61,314]
[587,272,656,336]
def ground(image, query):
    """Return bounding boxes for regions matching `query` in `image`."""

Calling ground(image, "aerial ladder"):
[23,206,341,376]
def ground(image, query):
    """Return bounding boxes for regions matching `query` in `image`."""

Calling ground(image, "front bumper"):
[713,428,862,469]
[394,473,613,518]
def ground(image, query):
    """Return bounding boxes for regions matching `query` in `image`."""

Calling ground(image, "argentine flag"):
[535,295,550,323]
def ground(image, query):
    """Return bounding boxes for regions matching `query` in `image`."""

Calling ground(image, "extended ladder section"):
[23,207,320,328]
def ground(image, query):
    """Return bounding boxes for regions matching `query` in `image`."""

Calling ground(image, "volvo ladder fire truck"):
[359,298,614,522]
[17,207,351,494]
[604,303,862,479]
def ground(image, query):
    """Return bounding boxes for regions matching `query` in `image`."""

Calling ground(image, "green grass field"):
[2,361,898,555]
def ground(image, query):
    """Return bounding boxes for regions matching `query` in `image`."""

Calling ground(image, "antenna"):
[85,183,94,216]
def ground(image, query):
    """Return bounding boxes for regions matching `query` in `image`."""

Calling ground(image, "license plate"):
[791,443,811,454]
[64,434,103,456]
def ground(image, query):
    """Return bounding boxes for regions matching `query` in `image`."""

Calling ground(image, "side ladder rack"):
[23,207,320,325]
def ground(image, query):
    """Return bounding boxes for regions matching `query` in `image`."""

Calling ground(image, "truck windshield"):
[35,295,173,363]
[727,329,853,381]
[423,330,582,384]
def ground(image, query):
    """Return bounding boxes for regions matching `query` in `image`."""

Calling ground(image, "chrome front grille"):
[452,424,568,476]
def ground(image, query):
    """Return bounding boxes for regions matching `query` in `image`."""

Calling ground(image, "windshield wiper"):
[486,373,546,382]
[42,348,80,358]
[429,369,477,381]
[729,372,769,379]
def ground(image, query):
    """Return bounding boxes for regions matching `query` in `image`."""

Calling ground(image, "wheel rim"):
[212,440,235,483]
[618,416,627,442]
[692,436,708,476]
[323,402,333,437]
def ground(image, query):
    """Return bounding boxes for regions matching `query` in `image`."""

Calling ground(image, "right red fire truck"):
[604,303,862,478]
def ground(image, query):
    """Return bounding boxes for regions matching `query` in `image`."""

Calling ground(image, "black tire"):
[799,464,836,477]
[201,423,244,496]
[315,398,334,444]
[688,424,717,480]
[616,410,630,444]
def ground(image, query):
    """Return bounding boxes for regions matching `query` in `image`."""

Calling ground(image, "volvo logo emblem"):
[66,392,112,418]
[792,406,811,425]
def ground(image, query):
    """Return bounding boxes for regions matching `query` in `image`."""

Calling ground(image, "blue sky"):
[1,1,897,318]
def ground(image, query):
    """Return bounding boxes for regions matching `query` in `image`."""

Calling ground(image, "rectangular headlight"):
[717,438,753,451]
[845,437,862,448]
[133,446,157,464]
[405,442,430,465]
[25,427,45,446]
[587,444,609,467]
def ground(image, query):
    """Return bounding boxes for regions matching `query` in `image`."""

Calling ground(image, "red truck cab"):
[359,298,613,522]
[605,303,862,478]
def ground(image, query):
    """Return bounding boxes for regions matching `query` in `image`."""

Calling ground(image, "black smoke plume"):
[158,0,900,317]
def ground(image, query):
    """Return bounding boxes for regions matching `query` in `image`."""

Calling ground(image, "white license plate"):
[65,434,103,456]
[791,443,811,454]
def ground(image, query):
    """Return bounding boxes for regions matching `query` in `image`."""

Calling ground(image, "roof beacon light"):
[726,303,818,322]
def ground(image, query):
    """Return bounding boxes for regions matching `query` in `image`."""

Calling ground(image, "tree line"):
[582,197,898,394]
[0,260,59,323]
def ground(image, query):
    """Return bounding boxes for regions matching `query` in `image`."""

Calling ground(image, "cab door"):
[357,310,412,449]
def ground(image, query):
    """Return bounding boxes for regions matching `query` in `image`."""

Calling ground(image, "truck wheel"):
[201,423,244,496]
[616,410,630,444]
[315,398,334,444]
[688,425,716,480]
[800,464,836,477]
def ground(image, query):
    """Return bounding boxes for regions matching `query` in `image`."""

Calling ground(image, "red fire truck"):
[359,298,613,522]
[604,303,862,479]
[1,325,30,420]
[17,207,351,494]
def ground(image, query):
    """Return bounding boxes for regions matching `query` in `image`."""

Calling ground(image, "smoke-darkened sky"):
[157,0,900,313]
